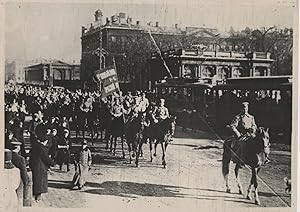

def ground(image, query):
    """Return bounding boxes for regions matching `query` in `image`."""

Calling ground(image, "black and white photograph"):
[2,0,297,211]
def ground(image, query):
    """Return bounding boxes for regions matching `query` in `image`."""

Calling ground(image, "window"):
[111,36,116,42]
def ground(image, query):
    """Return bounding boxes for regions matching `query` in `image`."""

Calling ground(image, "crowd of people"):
[4,82,171,204]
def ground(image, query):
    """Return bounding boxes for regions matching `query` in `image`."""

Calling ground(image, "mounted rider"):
[230,101,270,164]
[154,98,169,123]
[230,102,257,142]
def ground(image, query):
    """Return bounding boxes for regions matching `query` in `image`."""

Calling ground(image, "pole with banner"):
[93,63,126,123]
[112,56,126,124]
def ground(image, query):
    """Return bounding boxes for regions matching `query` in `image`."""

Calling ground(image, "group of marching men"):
[4,83,171,202]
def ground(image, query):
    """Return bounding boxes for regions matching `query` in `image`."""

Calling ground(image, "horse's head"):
[257,127,271,156]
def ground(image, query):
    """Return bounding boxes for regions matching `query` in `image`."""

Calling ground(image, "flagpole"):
[99,27,103,92]
[112,56,126,124]
[148,30,173,79]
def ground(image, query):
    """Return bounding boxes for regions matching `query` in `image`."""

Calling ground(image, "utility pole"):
[98,27,103,91]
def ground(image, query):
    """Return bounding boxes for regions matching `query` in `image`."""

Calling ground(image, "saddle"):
[230,134,251,164]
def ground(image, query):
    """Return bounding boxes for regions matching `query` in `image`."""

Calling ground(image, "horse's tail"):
[222,138,232,178]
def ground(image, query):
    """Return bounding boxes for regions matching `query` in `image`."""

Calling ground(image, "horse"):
[124,112,148,167]
[222,127,271,205]
[106,114,126,157]
[148,116,177,168]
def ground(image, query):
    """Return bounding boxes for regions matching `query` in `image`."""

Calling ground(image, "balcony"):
[179,49,272,60]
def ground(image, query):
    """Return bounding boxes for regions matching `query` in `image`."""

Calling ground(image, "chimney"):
[136,21,140,25]
[106,17,110,25]
[81,26,87,35]
[119,12,126,24]
[155,22,159,27]
[127,17,132,24]
[94,9,103,25]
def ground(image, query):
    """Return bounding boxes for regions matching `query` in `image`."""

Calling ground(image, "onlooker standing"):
[10,140,31,206]
[3,149,21,210]
[56,129,71,172]
[29,126,54,202]
[72,139,92,190]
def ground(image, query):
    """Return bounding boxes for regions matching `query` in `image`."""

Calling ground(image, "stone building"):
[81,9,230,90]
[149,48,274,86]
[25,60,80,88]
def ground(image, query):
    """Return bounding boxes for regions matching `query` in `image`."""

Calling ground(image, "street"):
[31,126,291,209]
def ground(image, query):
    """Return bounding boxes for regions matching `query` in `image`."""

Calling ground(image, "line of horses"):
[73,107,176,168]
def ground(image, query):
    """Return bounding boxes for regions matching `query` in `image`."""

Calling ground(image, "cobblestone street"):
[31,127,291,209]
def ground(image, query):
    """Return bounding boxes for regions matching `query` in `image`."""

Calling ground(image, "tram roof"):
[155,76,292,90]
[155,81,212,88]
[214,76,292,90]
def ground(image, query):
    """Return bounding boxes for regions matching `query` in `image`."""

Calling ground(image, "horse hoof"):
[135,163,139,168]
[226,188,231,193]
[239,190,244,195]
[247,195,252,200]
[150,158,153,162]
[163,164,166,168]
[255,200,260,205]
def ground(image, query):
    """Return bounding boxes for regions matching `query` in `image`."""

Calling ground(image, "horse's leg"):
[110,136,113,152]
[127,142,132,164]
[121,136,125,159]
[247,166,257,201]
[149,138,153,162]
[105,134,109,149]
[135,142,143,167]
[153,140,158,157]
[222,139,232,193]
[161,142,166,168]
[113,137,117,155]
[253,168,260,205]
[234,163,244,194]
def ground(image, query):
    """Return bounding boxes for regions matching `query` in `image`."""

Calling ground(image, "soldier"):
[230,102,257,140]
[138,92,150,113]
[230,102,270,164]
[154,98,169,123]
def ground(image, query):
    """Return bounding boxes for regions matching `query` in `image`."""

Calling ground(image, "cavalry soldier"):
[154,98,169,123]
[110,97,123,119]
[230,102,264,164]
[138,92,149,113]
[230,102,257,141]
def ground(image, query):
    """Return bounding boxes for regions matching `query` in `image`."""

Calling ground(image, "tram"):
[155,76,292,143]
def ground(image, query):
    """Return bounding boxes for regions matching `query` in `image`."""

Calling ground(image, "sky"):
[4,0,296,63]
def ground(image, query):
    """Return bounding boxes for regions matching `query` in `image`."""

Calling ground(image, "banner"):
[94,65,120,97]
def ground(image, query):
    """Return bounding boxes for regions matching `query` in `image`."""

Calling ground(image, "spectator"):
[3,149,21,210]
[72,139,92,190]
[29,125,54,202]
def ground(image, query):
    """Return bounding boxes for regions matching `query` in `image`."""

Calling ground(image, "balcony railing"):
[178,49,272,60]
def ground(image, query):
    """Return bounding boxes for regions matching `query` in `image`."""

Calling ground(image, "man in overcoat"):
[29,125,54,202]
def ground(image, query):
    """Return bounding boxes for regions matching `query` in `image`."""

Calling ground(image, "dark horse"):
[124,112,148,167]
[222,127,271,205]
[107,115,126,157]
[147,116,177,168]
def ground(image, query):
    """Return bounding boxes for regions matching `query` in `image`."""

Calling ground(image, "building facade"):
[25,60,80,88]
[81,10,231,90]
[149,48,274,86]
[5,60,26,83]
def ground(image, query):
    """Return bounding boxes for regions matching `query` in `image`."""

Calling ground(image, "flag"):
[94,65,119,97]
